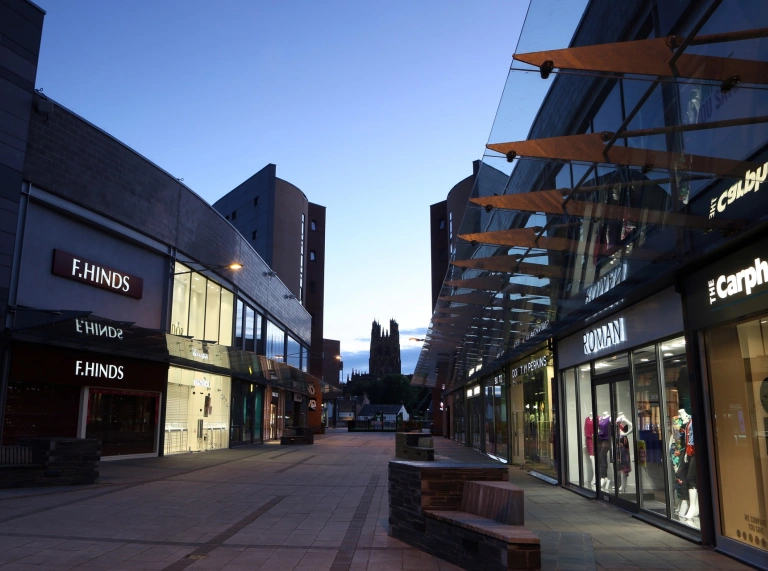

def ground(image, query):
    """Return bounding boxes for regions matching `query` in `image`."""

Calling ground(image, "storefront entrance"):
[593,374,638,511]
[468,386,481,450]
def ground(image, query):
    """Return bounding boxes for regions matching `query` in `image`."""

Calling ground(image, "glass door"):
[594,375,639,511]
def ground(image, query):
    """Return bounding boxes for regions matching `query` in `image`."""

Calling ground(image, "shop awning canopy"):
[7,308,319,395]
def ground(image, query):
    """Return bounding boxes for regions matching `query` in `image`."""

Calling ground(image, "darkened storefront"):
[230,379,264,446]
[5,343,167,457]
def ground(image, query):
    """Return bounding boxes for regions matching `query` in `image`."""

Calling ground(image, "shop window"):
[244,305,255,352]
[171,262,190,336]
[266,319,285,361]
[234,299,244,349]
[287,336,300,368]
[165,367,231,454]
[633,345,667,517]
[87,389,158,456]
[705,320,765,551]
[563,366,594,488]
[300,346,308,373]
[170,262,235,346]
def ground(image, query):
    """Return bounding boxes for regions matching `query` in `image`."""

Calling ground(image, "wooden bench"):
[423,481,540,570]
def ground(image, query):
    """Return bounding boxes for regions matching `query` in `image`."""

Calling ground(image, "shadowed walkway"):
[0,431,756,570]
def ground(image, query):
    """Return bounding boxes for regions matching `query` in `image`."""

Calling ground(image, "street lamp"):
[173,262,243,275]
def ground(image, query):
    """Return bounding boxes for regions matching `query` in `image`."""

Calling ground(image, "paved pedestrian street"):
[0,431,756,570]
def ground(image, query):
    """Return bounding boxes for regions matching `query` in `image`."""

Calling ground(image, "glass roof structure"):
[413,0,768,390]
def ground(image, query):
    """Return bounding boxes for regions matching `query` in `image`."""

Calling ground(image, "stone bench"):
[389,460,540,570]
[395,432,435,461]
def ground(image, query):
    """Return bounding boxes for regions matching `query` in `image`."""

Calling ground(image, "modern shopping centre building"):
[0,0,329,460]
[416,1,768,567]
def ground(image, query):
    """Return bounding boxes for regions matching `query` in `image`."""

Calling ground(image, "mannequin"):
[615,412,633,493]
[597,411,611,490]
[584,412,595,487]
[678,409,699,519]
[670,416,687,516]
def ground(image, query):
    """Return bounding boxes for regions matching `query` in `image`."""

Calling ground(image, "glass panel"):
[234,299,244,349]
[165,367,230,454]
[266,320,285,361]
[254,311,263,354]
[634,344,667,516]
[300,346,308,373]
[86,390,157,456]
[614,379,637,504]
[188,274,206,340]
[579,366,595,489]
[495,378,508,461]
[595,384,612,492]
[171,262,190,336]
[253,387,262,442]
[287,336,300,368]
[219,288,234,347]
[244,306,255,352]
[485,384,494,455]
[594,353,629,375]
[564,368,580,486]
[661,336,698,529]
[204,281,221,343]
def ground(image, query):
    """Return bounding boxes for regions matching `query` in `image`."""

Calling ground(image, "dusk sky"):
[34,0,528,376]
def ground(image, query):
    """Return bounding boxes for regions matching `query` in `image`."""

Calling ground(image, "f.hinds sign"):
[52,250,143,299]
[583,318,626,355]
[708,258,768,305]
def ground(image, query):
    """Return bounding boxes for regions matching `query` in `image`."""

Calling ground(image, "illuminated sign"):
[75,319,123,339]
[585,264,627,304]
[75,360,124,379]
[52,249,143,299]
[709,162,768,219]
[510,355,548,378]
[583,318,625,355]
[709,258,768,305]
[514,320,550,348]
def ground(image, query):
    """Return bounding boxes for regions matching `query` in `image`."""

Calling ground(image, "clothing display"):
[618,435,632,475]
[597,414,611,439]
[584,415,594,456]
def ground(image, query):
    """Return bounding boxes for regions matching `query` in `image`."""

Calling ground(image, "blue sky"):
[34,0,527,376]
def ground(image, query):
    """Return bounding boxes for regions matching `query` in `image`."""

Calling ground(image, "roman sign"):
[583,318,626,355]
[52,249,143,299]
[585,264,627,304]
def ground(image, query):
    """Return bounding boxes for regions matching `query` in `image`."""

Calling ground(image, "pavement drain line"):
[330,474,381,571]
[0,446,281,524]
[161,494,287,571]
[273,455,317,474]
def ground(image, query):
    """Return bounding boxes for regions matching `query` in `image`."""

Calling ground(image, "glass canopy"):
[414,0,768,390]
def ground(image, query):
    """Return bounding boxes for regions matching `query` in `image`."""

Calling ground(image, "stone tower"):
[369,319,402,379]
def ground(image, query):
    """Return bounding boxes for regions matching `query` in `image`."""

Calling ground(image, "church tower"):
[368,318,402,379]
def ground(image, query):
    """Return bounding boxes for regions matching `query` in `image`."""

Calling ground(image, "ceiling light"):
[664,352,673,356]
[640,358,649,362]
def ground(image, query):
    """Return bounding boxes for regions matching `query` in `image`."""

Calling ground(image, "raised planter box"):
[280,427,314,445]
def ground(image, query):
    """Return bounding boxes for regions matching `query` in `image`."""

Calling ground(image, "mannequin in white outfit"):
[678,409,699,520]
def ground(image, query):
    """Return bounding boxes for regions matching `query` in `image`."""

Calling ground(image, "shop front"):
[466,383,482,450]
[452,390,465,445]
[483,372,508,463]
[685,237,768,563]
[230,380,264,446]
[164,366,231,454]
[5,343,167,458]
[508,347,555,480]
[559,287,700,535]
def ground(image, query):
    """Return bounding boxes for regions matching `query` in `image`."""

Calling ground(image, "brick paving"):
[0,430,757,570]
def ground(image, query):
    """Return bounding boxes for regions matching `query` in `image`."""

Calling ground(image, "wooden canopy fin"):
[513,32,768,85]
[487,132,760,177]
[470,188,728,230]
[452,256,564,279]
